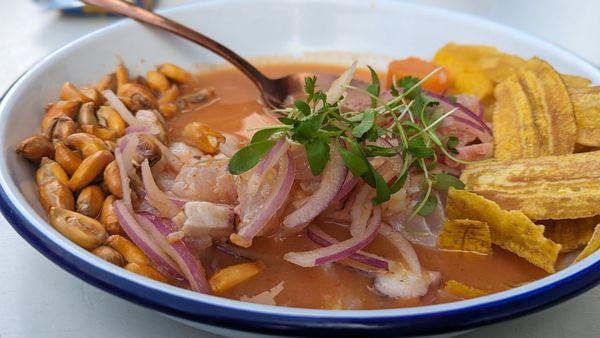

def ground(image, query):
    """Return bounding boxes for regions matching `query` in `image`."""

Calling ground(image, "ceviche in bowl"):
[2,0,600,337]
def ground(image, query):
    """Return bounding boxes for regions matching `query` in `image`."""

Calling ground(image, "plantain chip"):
[492,58,576,160]
[570,87,600,147]
[438,219,491,254]
[446,188,561,273]
[543,217,599,253]
[461,150,600,220]
[562,74,592,88]
[574,224,600,263]
[442,280,487,299]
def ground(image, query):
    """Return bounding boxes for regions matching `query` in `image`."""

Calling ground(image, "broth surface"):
[168,64,547,309]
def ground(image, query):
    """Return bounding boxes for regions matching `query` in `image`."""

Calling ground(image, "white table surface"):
[1,1,599,337]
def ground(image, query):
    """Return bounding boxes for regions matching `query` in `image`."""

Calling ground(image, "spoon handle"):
[82,0,275,91]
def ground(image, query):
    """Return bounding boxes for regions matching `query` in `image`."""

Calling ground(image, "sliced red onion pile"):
[284,206,382,267]
[283,146,348,231]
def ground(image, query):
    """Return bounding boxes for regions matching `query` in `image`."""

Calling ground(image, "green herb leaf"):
[278,117,296,125]
[306,139,330,176]
[296,113,326,139]
[351,109,375,138]
[397,76,421,100]
[227,140,277,175]
[372,168,391,205]
[364,145,398,157]
[366,66,380,107]
[294,100,311,116]
[251,127,287,143]
[407,137,434,158]
[431,173,465,190]
[416,193,437,216]
[446,135,459,154]
[338,143,369,177]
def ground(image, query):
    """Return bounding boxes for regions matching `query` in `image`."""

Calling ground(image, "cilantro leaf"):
[294,100,311,116]
[306,139,330,175]
[416,193,437,216]
[251,127,287,143]
[366,66,380,107]
[351,109,375,138]
[337,143,369,177]
[397,76,421,100]
[431,173,465,190]
[227,140,276,175]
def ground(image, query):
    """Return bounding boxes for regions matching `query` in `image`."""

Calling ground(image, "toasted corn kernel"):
[158,102,178,118]
[105,140,117,153]
[76,184,105,218]
[133,134,162,166]
[176,88,214,110]
[158,84,180,105]
[103,161,122,198]
[182,122,225,155]
[44,116,76,143]
[146,70,170,91]
[42,100,81,130]
[116,63,129,90]
[80,86,103,105]
[125,263,168,283]
[106,235,149,265]
[119,96,143,112]
[16,136,54,163]
[209,262,262,294]
[117,83,158,109]
[81,125,118,141]
[158,63,193,83]
[39,179,75,212]
[76,102,97,126]
[60,82,91,103]
[68,150,114,191]
[96,73,117,93]
[92,245,126,266]
[97,106,126,137]
[65,132,108,158]
[36,158,69,186]
[100,195,123,235]
[48,207,108,250]
[54,142,82,176]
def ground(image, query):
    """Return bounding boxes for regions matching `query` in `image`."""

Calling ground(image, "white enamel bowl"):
[1,1,599,337]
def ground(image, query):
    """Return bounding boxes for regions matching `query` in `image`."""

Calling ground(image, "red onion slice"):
[125,124,161,135]
[330,174,359,205]
[283,146,347,230]
[426,91,492,135]
[102,89,142,126]
[255,140,287,175]
[138,212,211,293]
[231,148,295,248]
[114,136,138,209]
[349,183,375,237]
[307,224,390,271]
[379,223,421,274]
[140,160,181,218]
[143,133,183,172]
[284,206,382,267]
[113,200,183,279]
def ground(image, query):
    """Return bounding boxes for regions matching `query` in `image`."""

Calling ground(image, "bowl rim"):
[1,0,600,336]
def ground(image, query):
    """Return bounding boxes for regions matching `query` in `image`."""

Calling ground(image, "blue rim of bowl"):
[1,1,600,336]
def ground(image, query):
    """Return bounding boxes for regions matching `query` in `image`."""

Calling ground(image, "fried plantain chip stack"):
[461,150,600,220]
[438,219,491,254]
[570,86,600,146]
[446,188,561,273]
[493,58,577,160]
[542,217,600,253]
[442,280,487,299]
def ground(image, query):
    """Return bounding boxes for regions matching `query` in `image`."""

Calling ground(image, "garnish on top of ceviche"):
[15,43,600,309]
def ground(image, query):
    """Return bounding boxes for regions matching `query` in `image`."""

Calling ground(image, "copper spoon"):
[81,0,338,108]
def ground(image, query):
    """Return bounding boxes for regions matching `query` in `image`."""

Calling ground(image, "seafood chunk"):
[182,201,234,238]
[171,159,236,204]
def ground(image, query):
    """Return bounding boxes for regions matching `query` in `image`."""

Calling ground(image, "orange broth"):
[167,64,547,309]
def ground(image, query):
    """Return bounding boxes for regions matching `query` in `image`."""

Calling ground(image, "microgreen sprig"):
[227,66,477,215]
